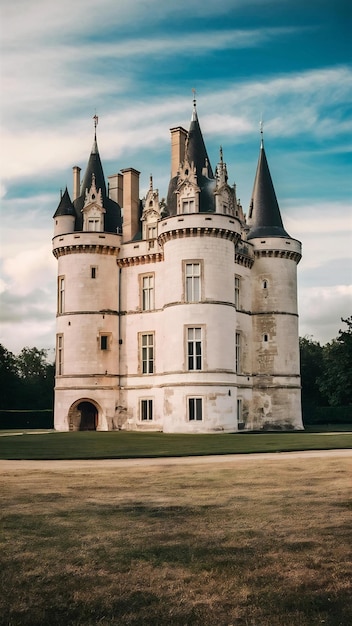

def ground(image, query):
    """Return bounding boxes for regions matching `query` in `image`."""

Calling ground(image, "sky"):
[0,0,351,357]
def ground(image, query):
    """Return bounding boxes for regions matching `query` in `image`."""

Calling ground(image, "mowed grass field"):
[0,429,352,460]
[1,453,351,626]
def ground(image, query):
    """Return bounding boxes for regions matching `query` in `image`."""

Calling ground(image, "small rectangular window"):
[58,276,65,314]
[141,274,154,311]
[141,399,153,421]
[234,275,240,309]
[185,262,201,302]
[100,335,108,350]
[235,332,241,373]
[91,267,97,279]
[56,334,63,375]
[189,397,202,421]
[187,327,202,370]
[182,199,195,214]
[141,333,154,374]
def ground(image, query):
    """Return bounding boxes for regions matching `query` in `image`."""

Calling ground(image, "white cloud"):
[299,285,352,344]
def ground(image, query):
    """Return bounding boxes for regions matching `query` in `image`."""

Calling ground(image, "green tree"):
[0,344,20,409]
[16,347,54,409]
[318,317,352,407]
[299,336,327,415]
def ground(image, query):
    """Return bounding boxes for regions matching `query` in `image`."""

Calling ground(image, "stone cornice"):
[117,252,163,267]
[254,248,301,263]
[235,251,254,268]
[158,226,240,245]
[53,244,119,259]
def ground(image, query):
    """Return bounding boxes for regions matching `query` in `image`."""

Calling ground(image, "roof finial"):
[149,174,153,190]
[191,88,197,121]
[93,112,99,140]
[219,145,223,163]
[260,115,264,148]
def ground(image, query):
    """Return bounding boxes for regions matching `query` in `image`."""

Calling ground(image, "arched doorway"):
[77,402,98,430]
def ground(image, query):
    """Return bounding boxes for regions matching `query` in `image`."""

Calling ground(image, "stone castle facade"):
[52,101,303,432]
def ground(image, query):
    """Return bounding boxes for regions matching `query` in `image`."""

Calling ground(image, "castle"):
[52,100,303,432]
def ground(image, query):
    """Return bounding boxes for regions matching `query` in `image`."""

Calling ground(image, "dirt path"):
[0,448,351,472]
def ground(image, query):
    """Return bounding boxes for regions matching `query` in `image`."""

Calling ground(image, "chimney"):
[73,166,81,201]
[121,168,140,242]
[108,173,123,206]
[170,126,187,178]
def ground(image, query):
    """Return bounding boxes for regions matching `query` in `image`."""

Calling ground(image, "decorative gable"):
[82,174,106,231]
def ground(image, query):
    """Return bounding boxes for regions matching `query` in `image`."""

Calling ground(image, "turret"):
[166,97,216,215]
[53,187,76,236]
[248,131,303,430]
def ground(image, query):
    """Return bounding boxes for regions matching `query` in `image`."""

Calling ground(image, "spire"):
[185,93,214,179]
[247,135,290,240]
[72,119,122,233]
[53,187,75,218]
[79,122,107,200]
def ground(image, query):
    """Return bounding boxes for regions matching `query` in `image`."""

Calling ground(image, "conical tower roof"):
[166,99,216,215]
[73,128,121,233]
[186,100,214,179]
[247,138,290,240]
[53,187,75,218]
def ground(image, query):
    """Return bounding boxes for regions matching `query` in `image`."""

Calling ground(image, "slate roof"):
[53,187,75,217]
[247,140,290,240]
[73,134,122,233]
[166,103,216,215]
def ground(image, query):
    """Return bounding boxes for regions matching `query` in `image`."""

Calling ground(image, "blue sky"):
[0,0,351,355]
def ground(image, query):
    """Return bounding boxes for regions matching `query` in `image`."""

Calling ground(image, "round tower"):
[247,134,303,429]
[52,128,122,431]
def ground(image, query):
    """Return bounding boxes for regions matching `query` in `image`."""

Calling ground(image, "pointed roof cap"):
[53,187,75,218]
[73,123,121,233]
[186,96,214,179]
[247,138,290,240]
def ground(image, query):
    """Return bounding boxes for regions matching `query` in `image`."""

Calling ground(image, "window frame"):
[58,275,65,314]
[140,398,153,421]
[140,332,155,375]
[187,326,203,371]
[140,273,155,311]
[235,331,241,373]
[56,333,63,375]
[234,275,240,309]
[188,397,203,421]
[184,260,202,303]
[99,333,111,351]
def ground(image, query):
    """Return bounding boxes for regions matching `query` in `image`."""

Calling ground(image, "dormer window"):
[182,199,195,214]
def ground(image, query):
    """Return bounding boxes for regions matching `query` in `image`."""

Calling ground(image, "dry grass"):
[1,456,351,625]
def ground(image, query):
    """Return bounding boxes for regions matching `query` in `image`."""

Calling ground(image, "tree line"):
[0,346,54,410]
[0,316,351,421]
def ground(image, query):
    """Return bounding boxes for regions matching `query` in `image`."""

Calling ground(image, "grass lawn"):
[0,429,351,460]
[1,455,351,625]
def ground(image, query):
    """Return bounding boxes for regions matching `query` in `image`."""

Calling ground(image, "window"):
[237,398,243,428]
[188,327,202,370]
[56,334,63,375]
[262,279,268,289]
[234,275,240,309]
[235,332,241,373]
[185,262,201,302]
[141,333,154,374]
[189,397,203,421]
[100,334,109,350]
[141,399,153,421]
[237,398,243,424]
[142,274,154,311]
[148,225,157,239]
[263,334,269,342]
[91,266,97,279]
[58,276,65,314]
[182,199,195,213]
[88,218,100,231]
